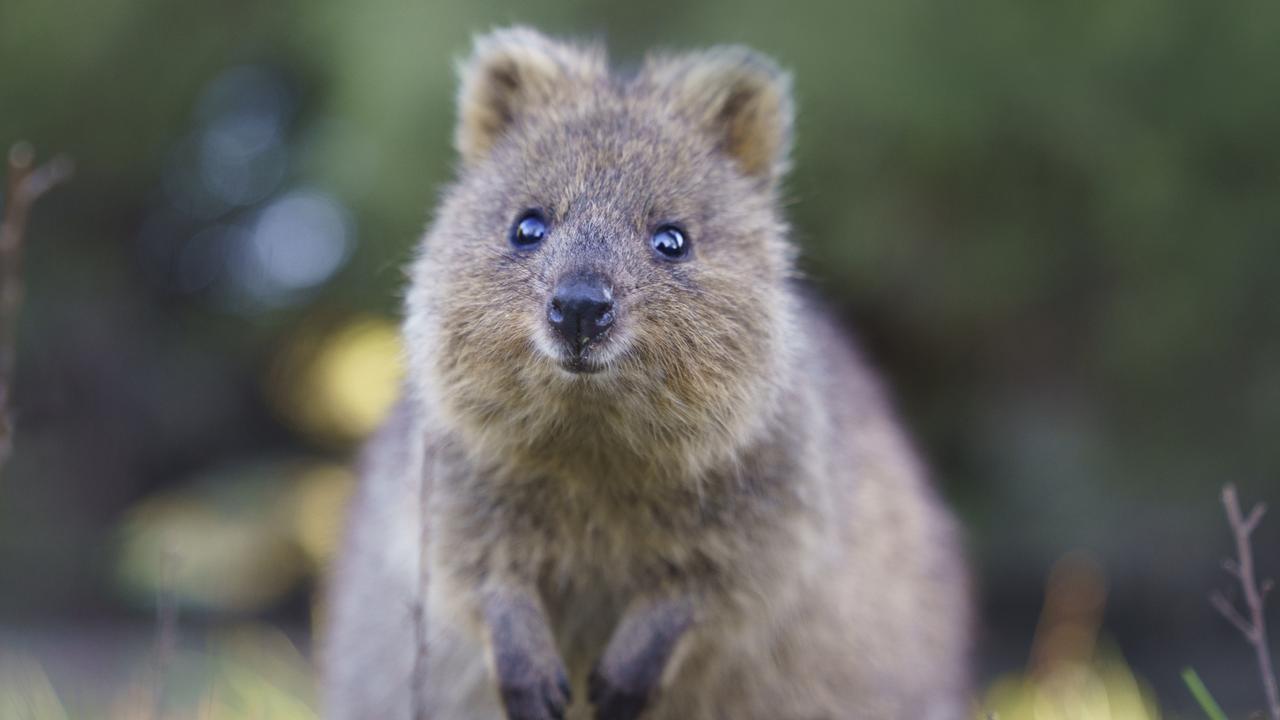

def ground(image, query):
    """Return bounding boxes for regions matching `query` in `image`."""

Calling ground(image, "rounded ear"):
[643,47,794,188]
[454,27,606,165]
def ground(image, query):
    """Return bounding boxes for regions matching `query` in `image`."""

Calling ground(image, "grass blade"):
[1183,667,1229,720]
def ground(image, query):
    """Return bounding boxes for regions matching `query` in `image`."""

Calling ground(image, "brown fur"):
[324,27,972,720]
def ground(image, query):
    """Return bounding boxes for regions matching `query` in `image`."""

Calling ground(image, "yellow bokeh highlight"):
[270,315,403,446]
[980,654,1161,720]
[978,553,1161,720]
[115,460,355,615]
[289,462,355,570]
[116,490,304,613]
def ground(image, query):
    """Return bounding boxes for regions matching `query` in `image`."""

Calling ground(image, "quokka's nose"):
[548,272,614,353]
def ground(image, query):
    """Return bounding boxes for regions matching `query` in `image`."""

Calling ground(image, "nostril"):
[596,306,614,328]
[548,272,614,352]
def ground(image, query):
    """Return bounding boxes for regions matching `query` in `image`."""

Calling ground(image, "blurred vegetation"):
[2,0,1279,715]
[1,625,317,719]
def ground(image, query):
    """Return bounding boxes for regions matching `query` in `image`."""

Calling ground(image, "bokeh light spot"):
[269,315,404,446]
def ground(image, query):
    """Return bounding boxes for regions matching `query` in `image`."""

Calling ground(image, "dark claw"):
[546,682,566,720]
[557,669,573,704]
[588,666,650,720]
[588,667,602,705]
[499,678,569,720]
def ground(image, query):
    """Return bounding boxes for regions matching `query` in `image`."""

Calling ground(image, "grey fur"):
[324,26,972,720]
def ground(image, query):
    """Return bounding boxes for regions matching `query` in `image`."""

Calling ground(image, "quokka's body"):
[325,27,971,720]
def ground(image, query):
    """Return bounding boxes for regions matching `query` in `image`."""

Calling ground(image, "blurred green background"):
[2,0,1278,717]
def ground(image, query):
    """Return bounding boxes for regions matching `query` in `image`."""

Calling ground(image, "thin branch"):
[1212,590,1257,641]
[0,142,73,475]
[1245,504,1269,537]
[1212,483,1280,720]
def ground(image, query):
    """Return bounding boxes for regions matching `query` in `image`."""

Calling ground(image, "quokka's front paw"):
[484,587,573,720]
[587,664,651,720]
[588,594,696,720]
[496,660,572,720]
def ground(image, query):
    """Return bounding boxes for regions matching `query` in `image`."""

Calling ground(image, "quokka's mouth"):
[559,356,605,375]
[535,317,625,377]
[545,326,618,376]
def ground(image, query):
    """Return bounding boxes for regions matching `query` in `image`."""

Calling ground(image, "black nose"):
[548,272,614,353]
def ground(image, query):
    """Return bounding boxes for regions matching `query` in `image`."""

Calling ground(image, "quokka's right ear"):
[454,27,606,165]
[642,46,794,189]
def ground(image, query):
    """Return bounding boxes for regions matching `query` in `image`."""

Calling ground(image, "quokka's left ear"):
[642,46,794,188]
[454,26,607,165]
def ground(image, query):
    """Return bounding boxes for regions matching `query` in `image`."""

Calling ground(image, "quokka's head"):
[407,27,798,468]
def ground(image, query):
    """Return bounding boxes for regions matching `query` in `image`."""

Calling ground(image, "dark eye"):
[650,225,689,260]
[510,210,548,249]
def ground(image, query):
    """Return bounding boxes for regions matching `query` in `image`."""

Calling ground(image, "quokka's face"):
[412,28,797,412]
[438,110,787,380]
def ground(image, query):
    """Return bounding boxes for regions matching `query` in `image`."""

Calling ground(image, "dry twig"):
[150,549,179,720]
[1211,483,1280,720]
[0,142,73,473]
[411,449,436,720]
